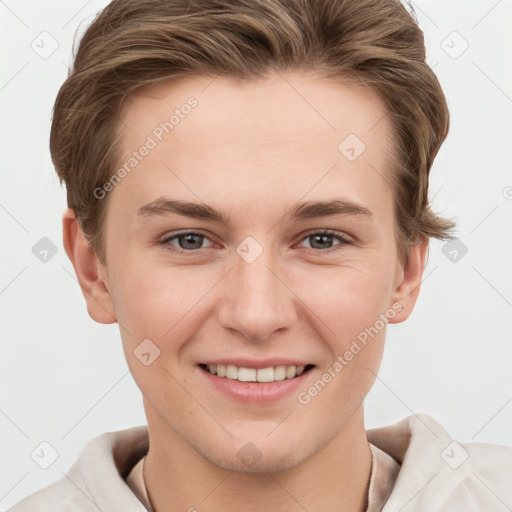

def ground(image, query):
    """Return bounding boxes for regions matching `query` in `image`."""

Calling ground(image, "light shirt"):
[8,414,512,511]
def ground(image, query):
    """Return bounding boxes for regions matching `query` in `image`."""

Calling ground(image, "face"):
[80,71,424,473]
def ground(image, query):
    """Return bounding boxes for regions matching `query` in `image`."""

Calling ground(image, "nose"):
[217,244,298,343]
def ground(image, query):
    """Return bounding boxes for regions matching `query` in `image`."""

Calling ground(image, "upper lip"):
[200,358,314,369]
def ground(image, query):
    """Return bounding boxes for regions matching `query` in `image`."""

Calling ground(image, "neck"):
[142,405,373,512]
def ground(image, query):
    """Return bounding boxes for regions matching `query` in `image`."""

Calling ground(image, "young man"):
[10,0,511,511]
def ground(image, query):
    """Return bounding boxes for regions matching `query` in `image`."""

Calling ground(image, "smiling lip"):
[197,359,315,404]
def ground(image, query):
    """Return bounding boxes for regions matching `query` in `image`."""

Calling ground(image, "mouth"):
[198,363,315,383]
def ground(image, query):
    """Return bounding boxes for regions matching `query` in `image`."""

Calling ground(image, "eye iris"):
[179,233,203,250]
[310,233,334,249]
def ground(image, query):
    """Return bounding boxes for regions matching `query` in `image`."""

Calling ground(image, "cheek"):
[111,262,217,354]
[110,265,199,406]
[297,285,388,421]
[305,260,396,340]
[295,327,385,436]
[299,259,394,400]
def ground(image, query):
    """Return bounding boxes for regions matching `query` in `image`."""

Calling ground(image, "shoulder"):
[367,414,512,512]
[7,426,149,512]
[7,473,96,512]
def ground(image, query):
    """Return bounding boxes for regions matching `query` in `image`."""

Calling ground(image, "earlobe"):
[388,239,428,324]
[62,208,117,324]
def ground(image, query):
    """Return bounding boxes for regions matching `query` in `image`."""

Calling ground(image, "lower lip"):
[198,365,314,404]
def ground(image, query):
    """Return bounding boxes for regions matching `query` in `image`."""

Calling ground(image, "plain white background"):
[1,0,511,508]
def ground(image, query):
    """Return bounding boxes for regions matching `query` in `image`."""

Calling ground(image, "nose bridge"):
[219,237,296,342]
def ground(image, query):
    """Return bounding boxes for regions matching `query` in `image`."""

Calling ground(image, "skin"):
[63,71,427,512]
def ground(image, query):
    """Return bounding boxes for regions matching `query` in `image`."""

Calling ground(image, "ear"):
[388,238,428,324]
[62,208,117,324]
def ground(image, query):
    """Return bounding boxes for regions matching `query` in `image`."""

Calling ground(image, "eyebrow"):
[136,197,372,226]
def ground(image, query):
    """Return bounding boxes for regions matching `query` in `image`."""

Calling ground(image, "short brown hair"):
[51,0,455,265]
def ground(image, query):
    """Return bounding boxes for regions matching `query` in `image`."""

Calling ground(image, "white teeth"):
[204,364,308,382]
[273,366,286,381]
[226,365,238,379]
[285,366,296,379]
[238,367,257,382]
[256,367,274,382]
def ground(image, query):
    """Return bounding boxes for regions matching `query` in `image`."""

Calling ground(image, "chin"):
[187,415,333,475]
[193,432,314,475]
[207,448,308,475]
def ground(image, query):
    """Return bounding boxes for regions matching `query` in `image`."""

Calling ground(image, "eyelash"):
[160,229,352,256]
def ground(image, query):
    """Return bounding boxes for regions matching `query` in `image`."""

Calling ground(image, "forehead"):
[120,71,391,149]
[112,71,395,221]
